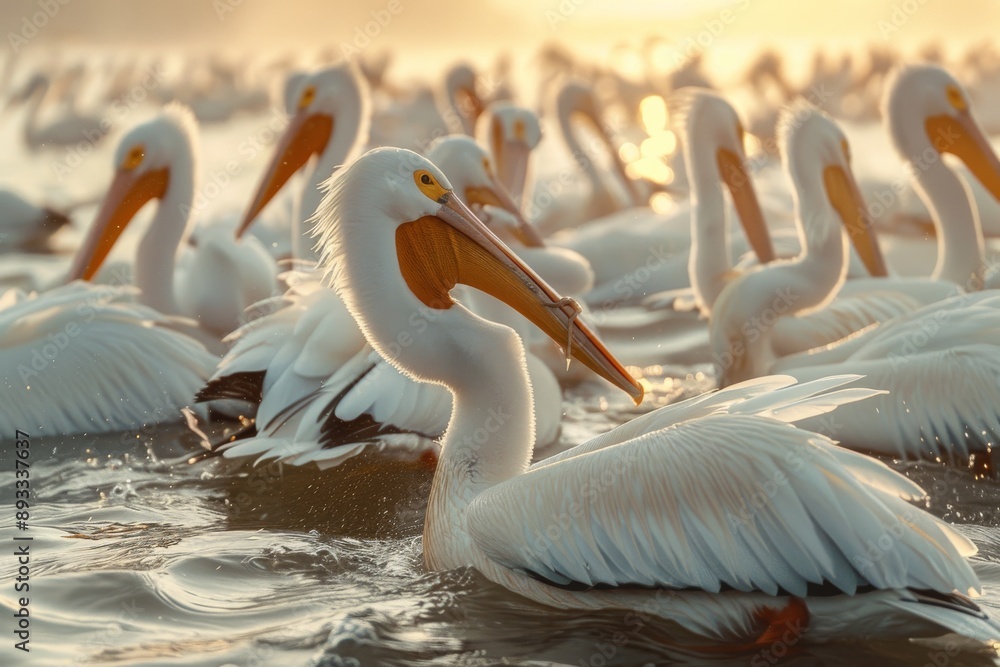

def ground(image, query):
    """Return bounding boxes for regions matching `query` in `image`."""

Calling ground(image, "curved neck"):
[424,315,534,566]
[559,111,609,202]
[295,113,365,261]
[687,151,730,313]
[447,86,476,135]
[786,166,849,309]
[137,170,193,315]
[910,157,985,287]
[723,171,847,379]
[23,82,46,145]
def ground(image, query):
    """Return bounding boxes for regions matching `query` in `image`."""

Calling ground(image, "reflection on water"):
[3,374,1000,667]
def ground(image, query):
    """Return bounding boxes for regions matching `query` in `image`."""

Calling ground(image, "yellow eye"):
[414,169,449,202]
[841,138,851,162]
[513,119,525,141]
[946,85,967,112]
[736,123,745,146]
[122,145,145,170]
[298,85,316,110]
[482,157,492,175]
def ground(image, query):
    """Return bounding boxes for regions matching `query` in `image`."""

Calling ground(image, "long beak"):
[395,194,643,404]
[823,164,889,277]
[236,111,333,238]
[461,87,485,129]
[66,168,169,281]
[927,110,1000,201]
[716,148,776,264]
[464,176,545,247]
[497,140,531,207]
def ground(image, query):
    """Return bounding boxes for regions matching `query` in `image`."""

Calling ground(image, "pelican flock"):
[6,33,1000,659]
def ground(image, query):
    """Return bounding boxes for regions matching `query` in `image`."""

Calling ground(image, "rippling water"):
[3,370,1000,667]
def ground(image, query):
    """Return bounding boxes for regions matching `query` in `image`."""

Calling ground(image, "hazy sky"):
[2,0,995,63]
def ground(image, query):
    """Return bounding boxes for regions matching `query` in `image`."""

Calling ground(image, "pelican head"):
[237,63,369,237]
[778,101,887,277]
[67,103,197,281]
[444,63,484,133]
[670,88,774,265]
[711,104,887,386]
[314,147,641,403]
[427,135,544,247]
[883,64,1000,202]
[477,102,542,206]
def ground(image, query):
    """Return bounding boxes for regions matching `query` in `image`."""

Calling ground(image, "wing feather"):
[468,415,979,598]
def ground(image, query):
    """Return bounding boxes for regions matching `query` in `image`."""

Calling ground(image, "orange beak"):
[926,109,1000,202]
[236,111,333,238]
[824,164,889,277]
[66,167,169,281]
[395,194,642,404]
[717,147,776,264]
[464,173,545,248]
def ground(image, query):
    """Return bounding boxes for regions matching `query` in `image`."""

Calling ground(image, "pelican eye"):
[122,145,145,170]
[841,138,851,162]
[414,169,449,202]
[482,157,492,175]
[946,85,967,112]
[298,85,316,110]
[513,119,526,141]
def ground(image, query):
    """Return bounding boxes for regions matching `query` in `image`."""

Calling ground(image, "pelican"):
[542,85,781,307]
[0,188,71,253]
[676,93,947,357]
[711,105,1000,464]
[13,72,106,150]
[441,63,485,136]
[313,146,1000,645]
[476,101,543,209]
[1,283,216,436]
[878,65,1000,289]
[66,105,277,343]
[533,82,643,236]
[236,63,370,261]
[197,135,571,463]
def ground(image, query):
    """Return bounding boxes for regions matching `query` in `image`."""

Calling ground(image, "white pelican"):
[533,82,642,236]
[196,137,570,463]
[1,283,216,436]
[441,63,485,136]
[476,101,543,210]
[678,95,945,357]
[14,73,105,150]
[314,146,999,645]
[879,65,1000,289]
[65,105,277,342]
[237,64,370,261]
[711,106,1000,465]
[543,86,783,308]
[0,188,70,253]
